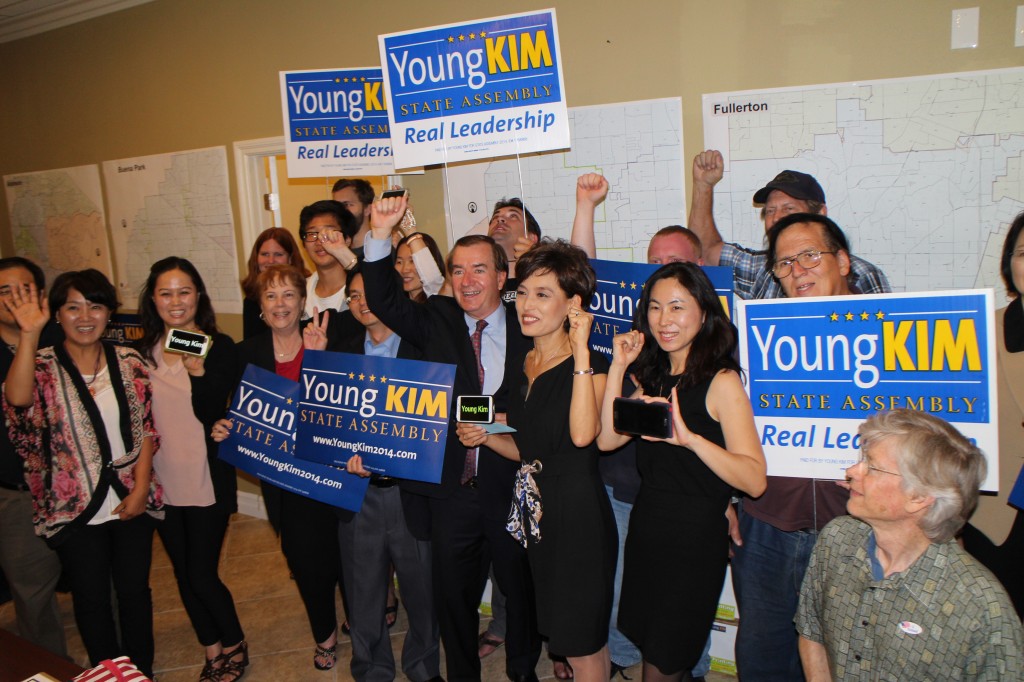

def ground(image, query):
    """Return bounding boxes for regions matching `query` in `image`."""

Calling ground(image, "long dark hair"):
[1000,210,1024,298]
[631,262,740,392]
[396,232,446,303]
[138,257,218,365]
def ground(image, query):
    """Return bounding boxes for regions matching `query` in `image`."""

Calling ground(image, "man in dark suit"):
[351,195,540,682]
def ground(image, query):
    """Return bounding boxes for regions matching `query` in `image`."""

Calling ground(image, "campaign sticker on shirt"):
[898,621,923,635]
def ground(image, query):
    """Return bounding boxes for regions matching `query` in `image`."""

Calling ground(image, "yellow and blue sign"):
[737,290,998,489]
[279,67,398,177]
[378,9,570,169]
[296,350,456,484]
[589,259,734,359]
[218,364,370,511]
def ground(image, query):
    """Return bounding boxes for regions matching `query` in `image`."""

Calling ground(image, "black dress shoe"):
[507,673,540,682]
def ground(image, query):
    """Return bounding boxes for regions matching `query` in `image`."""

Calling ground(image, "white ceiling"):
[0,0,154,43]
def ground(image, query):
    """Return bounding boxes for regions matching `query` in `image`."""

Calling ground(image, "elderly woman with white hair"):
[796,409,1024,681]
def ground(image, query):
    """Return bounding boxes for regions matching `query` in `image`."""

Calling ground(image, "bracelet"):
[345,257,358,270]
[572,368,595,376]
[405,233,423,245]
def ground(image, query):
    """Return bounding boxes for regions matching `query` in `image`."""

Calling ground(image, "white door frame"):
[233,136,285,251]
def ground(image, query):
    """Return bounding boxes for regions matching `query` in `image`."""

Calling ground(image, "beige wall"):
[1,0,1020,299]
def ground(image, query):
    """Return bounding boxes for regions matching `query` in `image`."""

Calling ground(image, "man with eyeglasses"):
[729,213,864,680]
[796,410,1023,680]
[687,149,890,300]
[298,200,360,320]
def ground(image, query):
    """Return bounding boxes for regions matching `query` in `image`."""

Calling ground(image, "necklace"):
[67,344,103,395]
[274,334,302,359]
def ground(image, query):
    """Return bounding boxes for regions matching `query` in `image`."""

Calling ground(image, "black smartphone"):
[381,188,407,200]
[613,397,673,439]
[456,395,494,423]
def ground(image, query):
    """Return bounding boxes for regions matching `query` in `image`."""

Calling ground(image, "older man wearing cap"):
[797,409,1023,681]
[687,149,891,300]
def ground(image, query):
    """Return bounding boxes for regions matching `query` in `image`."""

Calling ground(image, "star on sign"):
[620,280,627,288]
[380,376,388,383]
[860,311,870,321]
[875,311,885,320]
[845,312,854,321]
[369,374,377,382]
[630,282,637,290]
[458,34,465,41]
[480,31,487,37]
[359,373,366,381]
[448,36,454,43]
[349,373,355,379]
[830,312,839,321]
[286,398,293,404]
[469,32,476,39]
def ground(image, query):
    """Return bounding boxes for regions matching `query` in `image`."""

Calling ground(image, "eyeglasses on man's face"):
[772,249,837,278]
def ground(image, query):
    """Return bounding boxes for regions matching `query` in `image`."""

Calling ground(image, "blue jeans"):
[731,509,817,682]
[606,487,642,667]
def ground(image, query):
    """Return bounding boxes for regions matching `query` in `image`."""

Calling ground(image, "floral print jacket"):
[3,343,163,544]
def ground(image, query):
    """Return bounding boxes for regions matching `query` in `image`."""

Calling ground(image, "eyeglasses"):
[346,293,365,304]
[857,453,901,477]
[301,232,322,243]
[772,249,837,278]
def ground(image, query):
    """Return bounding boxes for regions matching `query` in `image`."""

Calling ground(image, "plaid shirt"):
[797,516,1024,681]
[720,242,891,300]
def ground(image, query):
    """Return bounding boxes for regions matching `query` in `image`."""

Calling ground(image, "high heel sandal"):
[314,641,337,670]
[199,656,220,682]
[216,640,249,682]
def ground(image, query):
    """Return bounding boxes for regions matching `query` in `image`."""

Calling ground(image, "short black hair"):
[492,198,541,240]
[0,257,45,290]
[331,178,375,205]
[49,269,119,314]
[766,212,850,269]
[299,200,359,241]
[1000,210,1024,298]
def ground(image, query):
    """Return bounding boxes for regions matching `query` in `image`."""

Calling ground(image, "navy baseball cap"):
[753,170,826,205]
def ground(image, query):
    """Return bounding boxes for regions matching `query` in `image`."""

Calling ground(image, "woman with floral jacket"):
[2,269,163,677]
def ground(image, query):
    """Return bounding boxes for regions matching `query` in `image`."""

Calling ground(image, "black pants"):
[279,489,344,643]
[158,504,244,647]
[56,515,156,676]
[430,487,541,682]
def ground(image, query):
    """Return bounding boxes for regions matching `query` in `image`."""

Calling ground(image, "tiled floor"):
[0,513,733,681]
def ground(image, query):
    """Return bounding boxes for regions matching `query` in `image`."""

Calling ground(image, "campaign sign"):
[218,364,369,511]
[103,313,143,347]
[589,259,734,358]
[378,9,570,169]
[279,67,398,177]
[1010,465,1024,510]
[736,290,998,489]
[296,350,456,483]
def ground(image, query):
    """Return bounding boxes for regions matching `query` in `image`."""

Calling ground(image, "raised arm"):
[3,283,49,407]
[407,234,446,297]
[567,306,605,447]
[688,150,726,266]
[597,330,644,452]
[569,173,608,258]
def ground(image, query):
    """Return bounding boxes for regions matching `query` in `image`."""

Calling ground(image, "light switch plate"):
[951,7,980,49]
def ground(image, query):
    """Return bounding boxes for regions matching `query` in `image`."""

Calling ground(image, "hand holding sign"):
[183,353,206,377]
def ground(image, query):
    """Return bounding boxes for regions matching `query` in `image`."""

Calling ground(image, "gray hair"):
[858,409,986,543]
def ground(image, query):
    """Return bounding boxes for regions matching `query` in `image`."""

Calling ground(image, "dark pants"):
[158,504,244,647]
[279,490,343,643]
[430,487,541,682]
[56,515,156,677]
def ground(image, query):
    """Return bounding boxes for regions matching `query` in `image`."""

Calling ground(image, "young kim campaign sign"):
[588,259,734,359]
[218,364,369,511]
[279,67,399,177]
[296,350,456,483]
[378,9,570,169]
[736,290,998,490]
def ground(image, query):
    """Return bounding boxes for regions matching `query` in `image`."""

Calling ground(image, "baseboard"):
[236,490,267,520]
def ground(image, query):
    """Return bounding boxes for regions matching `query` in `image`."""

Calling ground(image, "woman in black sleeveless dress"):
[598,262,767,681]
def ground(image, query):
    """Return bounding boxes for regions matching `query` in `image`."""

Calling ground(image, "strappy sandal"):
[199,656,220,682]
[386,597,400,628]
[314,641,337,670]
[216,640,249,682]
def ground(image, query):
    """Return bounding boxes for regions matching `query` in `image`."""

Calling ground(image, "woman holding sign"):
[456,240,615,682]
[2,269,163,677]
[597,262,766,682]
[211,263,345,672]
[137,257,247,681]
